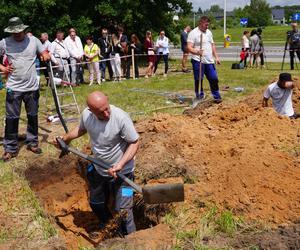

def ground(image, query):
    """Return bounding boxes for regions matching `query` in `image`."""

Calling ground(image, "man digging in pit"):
[55,91,139,236]
[263,72,299,119]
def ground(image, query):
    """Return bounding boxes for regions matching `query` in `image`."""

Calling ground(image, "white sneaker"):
[89,81,93,86]
[145,75,149,79]
[163,73,167,77]
[97,81,101,85]
[102,79,106,82]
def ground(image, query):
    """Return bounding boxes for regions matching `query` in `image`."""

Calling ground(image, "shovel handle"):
[116,172,142,194]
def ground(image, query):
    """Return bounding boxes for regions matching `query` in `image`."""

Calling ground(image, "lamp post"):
[224,0,227,35]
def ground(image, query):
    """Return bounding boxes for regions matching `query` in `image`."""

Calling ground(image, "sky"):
[190,0,300,11]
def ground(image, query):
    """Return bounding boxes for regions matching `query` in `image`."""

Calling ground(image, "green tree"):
[247,0,271,27]
[0,0,192,42]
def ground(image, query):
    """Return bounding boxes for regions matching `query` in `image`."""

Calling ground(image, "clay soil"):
[21,80,300,249]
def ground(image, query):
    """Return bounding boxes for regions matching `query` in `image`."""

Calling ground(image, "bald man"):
[58,91,139,235]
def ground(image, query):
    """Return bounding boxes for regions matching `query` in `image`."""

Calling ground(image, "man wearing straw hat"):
[0,17,50,161]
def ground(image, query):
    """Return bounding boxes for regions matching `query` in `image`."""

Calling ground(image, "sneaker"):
[27,145,42,154]
[163,73,167,77]
[97,81,101,85]
[102,79,106,82]
[145,75,149,79]
[1,151,18,162]
[89,81,93,86]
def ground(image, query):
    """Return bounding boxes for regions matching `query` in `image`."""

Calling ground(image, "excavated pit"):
[25,155,171,249]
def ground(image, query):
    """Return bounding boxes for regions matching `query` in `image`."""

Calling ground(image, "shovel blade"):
[142,183,184,204]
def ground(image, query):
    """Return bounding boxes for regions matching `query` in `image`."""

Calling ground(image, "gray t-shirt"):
[79,105,139,177]
[0,35,44,92]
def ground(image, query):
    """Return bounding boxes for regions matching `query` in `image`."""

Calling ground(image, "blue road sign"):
[240,18,248,26]
[293,13,300,21]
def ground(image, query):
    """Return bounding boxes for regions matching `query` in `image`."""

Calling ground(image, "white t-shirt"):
[79,105,139,177]
[187,27,215,64]
[264,82,294,116]
[241,35,250,49]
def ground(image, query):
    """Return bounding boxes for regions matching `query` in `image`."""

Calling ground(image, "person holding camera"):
[262,73,298,119]
[288,23,300,70]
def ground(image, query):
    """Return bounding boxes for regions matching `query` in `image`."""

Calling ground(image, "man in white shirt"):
[40,32,52,84]
[154,30,169,77]
[50,30,70,80]
[263,73,298,119]
[187,16,222,103]
[65,28,84,84]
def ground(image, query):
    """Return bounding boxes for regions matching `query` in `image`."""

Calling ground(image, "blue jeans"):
[87,164,136,235]
[4,89,39,153]
[191,59,221,100]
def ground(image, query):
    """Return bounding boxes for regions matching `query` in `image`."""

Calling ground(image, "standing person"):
[84,36,101,86]
[240,30,250,68]
[98,28,113,81]
[50,30,70,80]
[40,32,52,85]
[117,26,128,78]
[257,28,265,69]
[55,91,139,235]
[187,16,222,103]
[0,17,50,161]
[288,22,300,70]
[144,31,155,78]
[126,34,142,79]
[263,73,299,119]
[181,26,191,72]
[249,29,260,68]
[65,28,84,85]
[154,30,169,77]
[110,34,122,82]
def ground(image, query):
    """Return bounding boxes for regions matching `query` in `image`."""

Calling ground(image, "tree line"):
[0,0,192,42]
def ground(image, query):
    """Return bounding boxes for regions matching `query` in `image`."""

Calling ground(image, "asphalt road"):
[170,46,289,63]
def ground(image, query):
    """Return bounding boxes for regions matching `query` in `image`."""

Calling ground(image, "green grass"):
[212,25,290,44]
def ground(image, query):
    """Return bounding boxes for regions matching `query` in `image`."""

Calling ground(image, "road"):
[170,45,289,63]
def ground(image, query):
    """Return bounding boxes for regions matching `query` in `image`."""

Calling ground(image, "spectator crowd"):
[1,25,174,86]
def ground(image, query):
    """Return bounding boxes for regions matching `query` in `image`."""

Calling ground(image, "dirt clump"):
[98,224,173,249]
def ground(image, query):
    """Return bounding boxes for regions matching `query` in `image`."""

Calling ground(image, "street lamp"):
[224,0,227,35]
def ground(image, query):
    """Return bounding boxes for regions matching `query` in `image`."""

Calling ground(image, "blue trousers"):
[191,59,221,99]
[87,164,136,235]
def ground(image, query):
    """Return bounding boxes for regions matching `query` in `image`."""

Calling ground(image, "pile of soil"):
[135,80,300,225]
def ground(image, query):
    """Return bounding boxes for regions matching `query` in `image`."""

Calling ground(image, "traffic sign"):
[240,18,248,26]
[293,13,300,21]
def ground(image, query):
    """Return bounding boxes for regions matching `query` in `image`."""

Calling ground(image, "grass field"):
[0,61,299,248]
[210,25,290,44]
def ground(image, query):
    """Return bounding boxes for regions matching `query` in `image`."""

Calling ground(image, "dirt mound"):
[135,84,300,225]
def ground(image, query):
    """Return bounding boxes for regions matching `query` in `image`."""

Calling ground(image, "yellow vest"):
[84,43,99,62]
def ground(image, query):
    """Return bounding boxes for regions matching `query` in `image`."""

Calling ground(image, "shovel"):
[56,138,184,204]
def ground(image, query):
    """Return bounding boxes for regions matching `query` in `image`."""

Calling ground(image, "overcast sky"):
[190,0,300,11]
